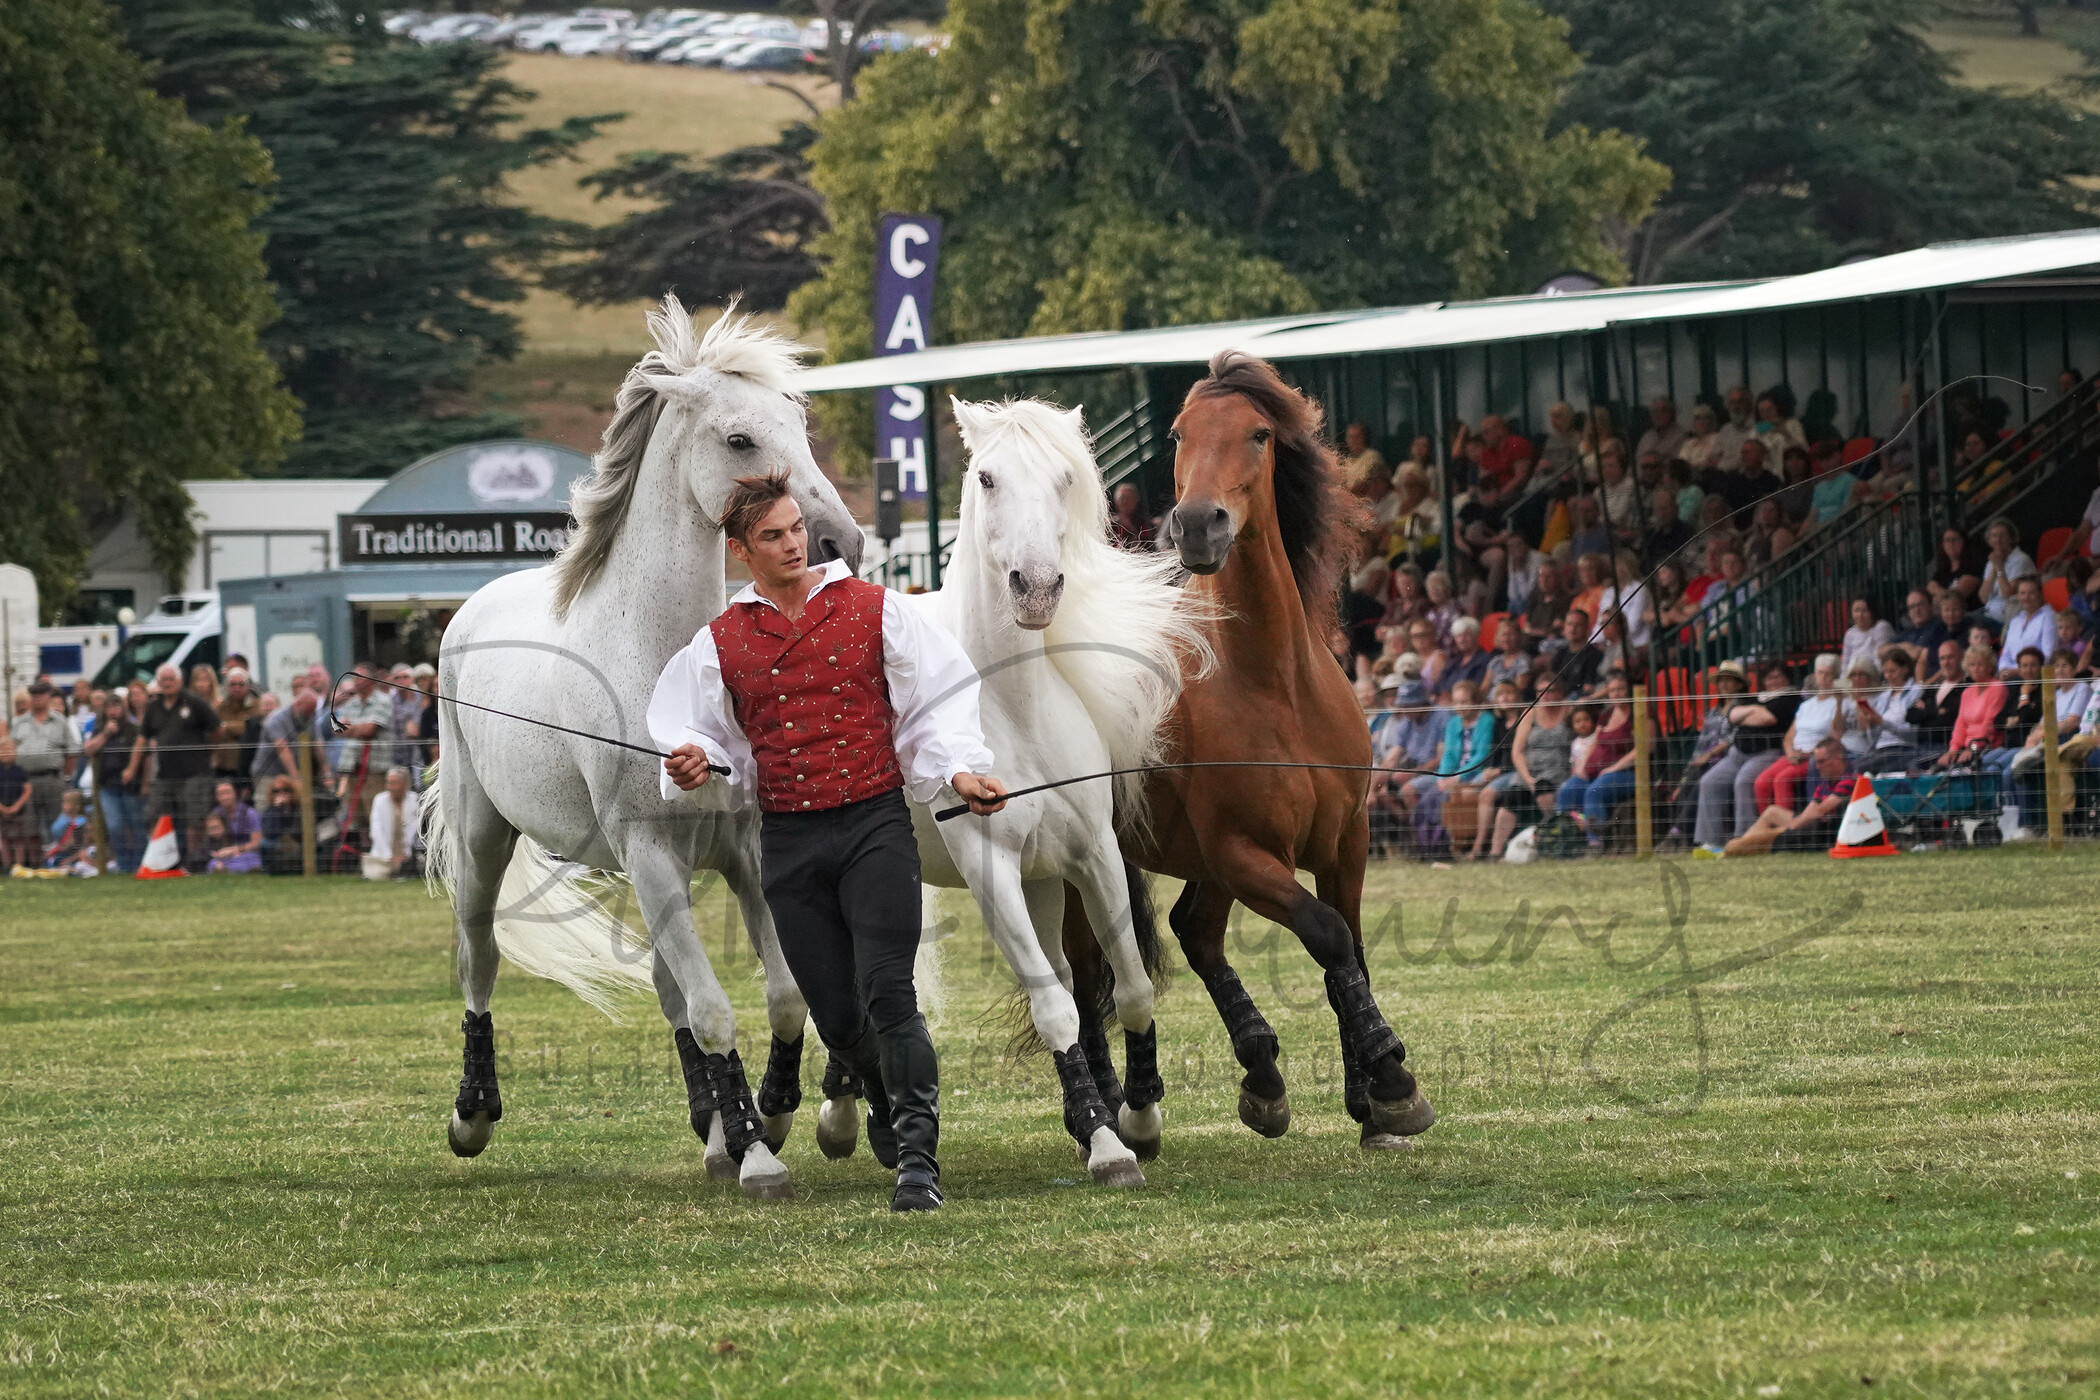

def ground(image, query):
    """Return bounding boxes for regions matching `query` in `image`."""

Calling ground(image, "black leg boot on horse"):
[448,1010,502,1157]
[673,1026,734,1180]
[704,1047,793,1199]
[755,1032,804,1153]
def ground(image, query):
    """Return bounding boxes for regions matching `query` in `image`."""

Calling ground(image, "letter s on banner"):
[873,213,941,498]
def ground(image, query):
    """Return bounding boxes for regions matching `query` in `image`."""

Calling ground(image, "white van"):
[91,594,223,690]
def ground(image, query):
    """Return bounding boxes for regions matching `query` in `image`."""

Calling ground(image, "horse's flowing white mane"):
[953,399,1216,820]
[551,295,809,617]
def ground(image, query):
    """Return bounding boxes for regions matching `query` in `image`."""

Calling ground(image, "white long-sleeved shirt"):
[648,560,994,810]
[1998,604,2057,673]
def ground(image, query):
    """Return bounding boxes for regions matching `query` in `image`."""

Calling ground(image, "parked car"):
[511,17,583,52]
[554,19,628,55]
[719,13,797,40]
[413,13,500,44]
[480,14,549,45]
[624,12,722,58]
[723,41,811,72]
[674,35,755,65]
[382,11,428,36]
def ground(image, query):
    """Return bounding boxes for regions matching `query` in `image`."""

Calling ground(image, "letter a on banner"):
[873,213,942,498]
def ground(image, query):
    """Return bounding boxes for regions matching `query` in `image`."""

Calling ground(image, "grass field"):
[3,849,2096,1396]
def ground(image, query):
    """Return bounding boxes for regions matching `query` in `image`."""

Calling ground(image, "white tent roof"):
[788,229,2100,392]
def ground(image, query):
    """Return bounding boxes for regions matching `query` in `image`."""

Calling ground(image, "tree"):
[549,114,829,312]
[787,0,1666,463]
[806,0,947,101]
[120,2,611,477]
[0,0,296,616]
[1547,0,2100,284]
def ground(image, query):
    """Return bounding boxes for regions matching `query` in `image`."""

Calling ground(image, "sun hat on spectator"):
[1711,660,1748,685]
[411,663,436,680]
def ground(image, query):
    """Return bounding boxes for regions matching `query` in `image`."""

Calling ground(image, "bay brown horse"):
[1069,350,1434,1149]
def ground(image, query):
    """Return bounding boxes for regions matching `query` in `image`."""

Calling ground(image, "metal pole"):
[1632,685,1653,858]
[298,732,318,877]
[2041,675,2064,853]
[925,387,942,591]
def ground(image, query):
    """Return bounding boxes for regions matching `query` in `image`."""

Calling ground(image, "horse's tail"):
[490,841,655,1020]
[418,758,654,1020]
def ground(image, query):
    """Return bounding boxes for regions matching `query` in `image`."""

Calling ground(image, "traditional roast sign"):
[337,512,574,564]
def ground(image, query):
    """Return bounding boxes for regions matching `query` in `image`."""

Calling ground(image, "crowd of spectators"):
[1300,379,2100,859]
[7,656,439,878]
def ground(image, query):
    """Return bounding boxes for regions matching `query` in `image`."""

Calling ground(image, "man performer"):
[651,473,1007,1212]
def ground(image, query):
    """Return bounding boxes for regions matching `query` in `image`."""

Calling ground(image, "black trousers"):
[760,786,937,1176]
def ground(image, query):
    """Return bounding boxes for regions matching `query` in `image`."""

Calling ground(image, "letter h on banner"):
[873,213,941,498]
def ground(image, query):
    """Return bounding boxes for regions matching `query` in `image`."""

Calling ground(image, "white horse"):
[422,297,862,1201]
[816,398,1212,1186]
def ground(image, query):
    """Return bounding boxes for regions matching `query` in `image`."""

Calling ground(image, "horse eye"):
[1252,427,1272,445]
[727,433,755,451]
[977,471,994,490]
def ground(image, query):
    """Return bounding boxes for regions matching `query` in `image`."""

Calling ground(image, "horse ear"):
[1065,404,1085,431]
[950,396,986,448]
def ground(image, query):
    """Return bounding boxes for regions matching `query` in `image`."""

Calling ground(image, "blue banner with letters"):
[873,213,941,497]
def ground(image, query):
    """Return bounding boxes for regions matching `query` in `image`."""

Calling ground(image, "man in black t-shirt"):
[140,663,220,861]
[1546,607,1604,697]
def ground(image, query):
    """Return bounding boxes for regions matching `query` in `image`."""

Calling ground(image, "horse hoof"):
[704,1149,738,1181]
[1360,1127,1416,1152]
[815,1096,858,1160]
[762,1110,795,1156]
[1368,1087,1436,1137]
[1118,1102,1162,1162]
[739,1144,794,1201]
[447,1110,493,1158]
[1090,1156,1145,1188]
[1237,1088,1291,1138]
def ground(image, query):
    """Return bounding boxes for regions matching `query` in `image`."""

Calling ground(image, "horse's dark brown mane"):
[1187,350,1363,622]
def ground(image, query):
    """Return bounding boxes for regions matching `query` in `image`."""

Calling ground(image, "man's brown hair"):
[721,472,794,544]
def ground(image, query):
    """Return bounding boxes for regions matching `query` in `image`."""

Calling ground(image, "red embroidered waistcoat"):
[709,575,903,813]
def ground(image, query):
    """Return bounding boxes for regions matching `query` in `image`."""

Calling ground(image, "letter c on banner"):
[888,385,925,422]
[889,222,929,278]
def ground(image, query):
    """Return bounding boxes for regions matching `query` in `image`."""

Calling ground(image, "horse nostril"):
[1050,573,1065,595]
[1210,506,1228,527]
[1008,570,1027,596]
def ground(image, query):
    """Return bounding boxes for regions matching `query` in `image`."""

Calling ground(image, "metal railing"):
[1094,398,1156,491]
[1956,372,2100,528]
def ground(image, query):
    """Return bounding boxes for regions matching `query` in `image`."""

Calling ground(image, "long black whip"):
[327,670,729,774]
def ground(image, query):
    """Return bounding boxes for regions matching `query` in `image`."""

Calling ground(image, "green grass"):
[3,851,2097,1396]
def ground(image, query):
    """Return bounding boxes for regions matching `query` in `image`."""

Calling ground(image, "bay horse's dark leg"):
[1170,878,1290,1138]
[1230,845,1435,1140]
[1320,825,1430,1147]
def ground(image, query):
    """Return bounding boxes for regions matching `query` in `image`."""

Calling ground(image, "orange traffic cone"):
[1829,774,1898,858]
[135,814,188,879]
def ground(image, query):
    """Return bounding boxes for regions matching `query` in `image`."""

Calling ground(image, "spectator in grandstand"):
[1906,639,1969,756]
[1774,445,1816,524]
[1928,526,1985,605]
[1979,517,2036,624]
[1667,458,1707,528]
[2004,649,2090,827]
[1484,613,1533,699]
[1650,563,1699,639]
[2069,455,2100,561]
[1933,644,2010,769]
[1840,598,1896,679]
[1425,570,1466,647]
[140,663,218,863]
[1722,738,1858,857]
[1486,676,1574,859]
[1570,552,1610,633]
[1908,590,1975,675]
[1344,558,1390,677]
[1997,575,2057,675]
[1893,590,1938,654]
[1980,647,2048,823]
[212,667,263,801]
[1503,531,1542,617]
[1754,388,1808,465]
[1341,422,1387,486]
[1741,499,1786,569]
[1555,672,1637,852]
[1110,482,1156,550]
[1597,549,1651,661]
[1595,445,1640,539]
[1694,659,1799,853]
[1635,396,1688,466]
[2054,608,2090,673]
[1643,488,1693,568]
[251,689,320,791]
[1677,403,1722,471]
[330,664,392,799]
[1721,438,1781,525]
[1521,558,1570,642]
[1435,616,1490,700]
[1657,661,1750,852]
[1548,607,1604,696]
[1853,648,1928,774]
[1578,406,1621,484]
[1474,414,1533,490]
[386,663,424,769]
[1567,493,1612,561]
[1455,680,1526,860]
[1539,403,1583,480]
[1409,679,1494,856]
[1754,653,1844,814]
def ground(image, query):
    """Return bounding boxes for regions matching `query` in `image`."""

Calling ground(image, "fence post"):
[2041,674,2064,853]
[1632,684,1653,858]
[298,735,318,877]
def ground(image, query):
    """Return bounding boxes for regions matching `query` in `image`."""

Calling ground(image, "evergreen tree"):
[1547,0,2100,283]
[788,0,1667,464]
[549,120,828,312]
[0,0,295,616]
[120,2,611,476]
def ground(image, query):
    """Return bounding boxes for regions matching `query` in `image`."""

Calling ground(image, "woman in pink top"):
[1936,644,2008,768]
